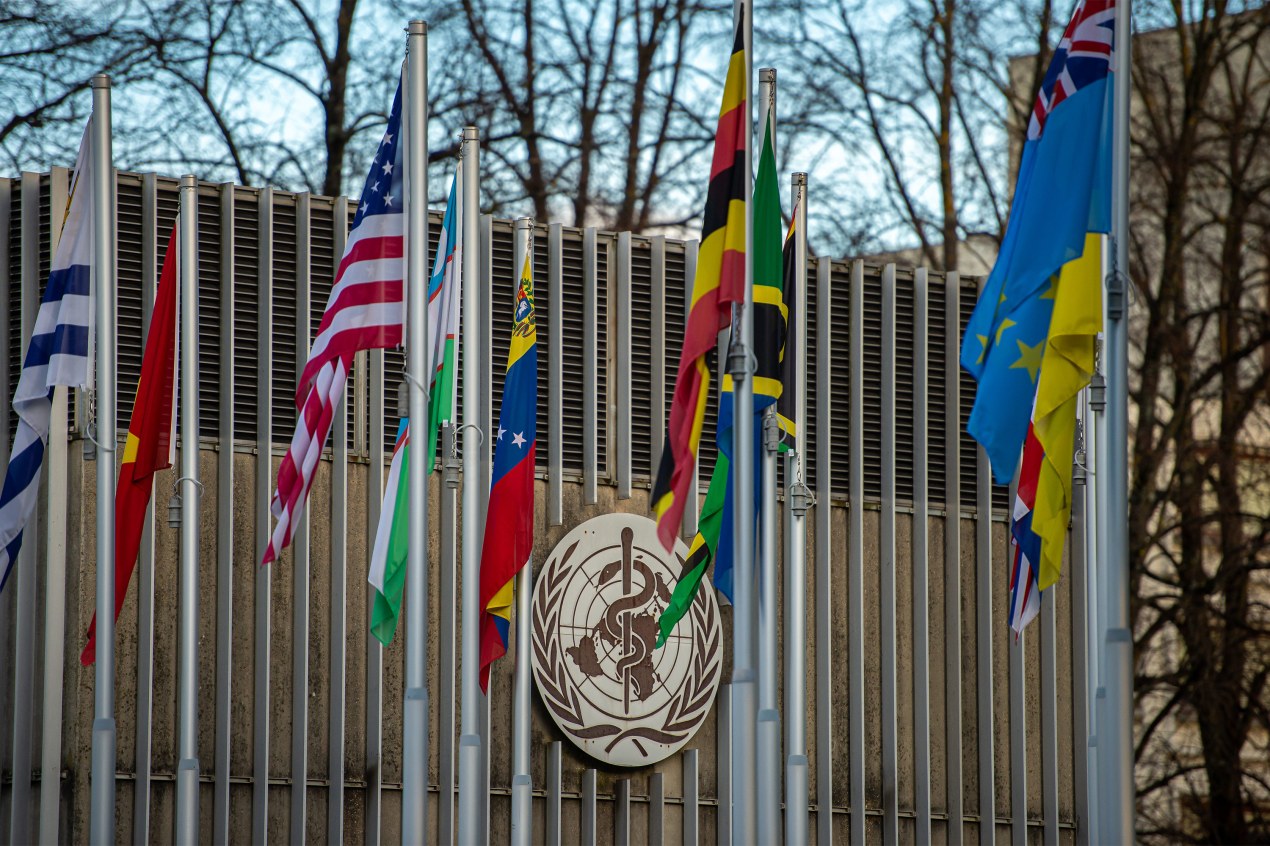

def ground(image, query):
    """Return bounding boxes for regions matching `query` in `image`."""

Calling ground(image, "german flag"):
[650,16,747,551]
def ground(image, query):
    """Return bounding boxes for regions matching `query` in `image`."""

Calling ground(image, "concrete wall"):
[22,444,1082,844]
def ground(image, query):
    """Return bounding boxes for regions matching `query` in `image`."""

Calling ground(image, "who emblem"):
[531,513,722,767]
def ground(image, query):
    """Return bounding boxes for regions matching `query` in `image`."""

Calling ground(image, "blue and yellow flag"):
[962,0,1114,481]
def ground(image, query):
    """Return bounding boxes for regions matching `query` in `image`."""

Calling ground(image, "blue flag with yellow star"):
[961,0,1115,481]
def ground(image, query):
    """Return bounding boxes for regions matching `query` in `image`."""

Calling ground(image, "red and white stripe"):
[263,214,403,568]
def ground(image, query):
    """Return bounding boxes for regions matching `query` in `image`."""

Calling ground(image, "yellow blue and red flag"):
[478,248,537,692]
[961,0,1115,482]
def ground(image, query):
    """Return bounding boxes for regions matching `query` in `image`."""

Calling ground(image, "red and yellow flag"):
[81,224,178,665]
[650,17,747,550]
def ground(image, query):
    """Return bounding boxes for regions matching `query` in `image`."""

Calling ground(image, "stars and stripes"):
[262,82,406,566]
[0,123,94,592]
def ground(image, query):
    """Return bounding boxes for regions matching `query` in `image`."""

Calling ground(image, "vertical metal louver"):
[894,268,916,504]
[115,178,145,431]
[925,275,948,507]
[957,277,1011,513]
[271,196,299,438]
[829,262,851,499]
[488,219,517,453]
[232,189,260,440]
[558,229,589,474]
[196,185,223,439]
[5,181,20,440]
[531,224,549,470]
[629,236,653,480]
[661,243,687,481]
[862,269,883,500]
[802,259,819,492]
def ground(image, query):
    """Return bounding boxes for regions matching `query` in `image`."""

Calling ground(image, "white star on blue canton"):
[497,425,505,441]
[370,180,380,193]
[512,432,526,448]
[381,161,394,175]
[381,132,393,146]
[383,192,394,207]
[360,201,369,216]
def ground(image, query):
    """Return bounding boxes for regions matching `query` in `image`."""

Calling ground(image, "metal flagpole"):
[458,124,485,846]
[403,19,431,845]
[509,218,535,846]
[174,174,202,844]
[1103,0,1135,834]
[89,73,118,846]
[728,0,757,841]
[755,66,782,846]
[784,171,810,846]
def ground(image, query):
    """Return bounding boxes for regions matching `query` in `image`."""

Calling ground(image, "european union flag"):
[961,0,1115,481]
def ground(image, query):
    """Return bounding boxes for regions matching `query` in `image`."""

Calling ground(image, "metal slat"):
[581,769,597,846]
[650,773,664,846]
[943,272,964,846]
[615,779,631,846]
[38,168,70,846]
[1071,465,1092,846]
[880,264,899,843]
[548,223,563,525]
[616,232,632,498]
[253,187,274,846]
[650,236,666,480]
[328,195,350,846]
[1010,627,1027,846]
[583,228,599,504]
[1041,589,1060,845]
[8,171,41,846]
[131,170,158,845]
[364,346,385,846]
[290,192,312,845]
[718,683,732,846]
[683,748,699,846]
[815,256,833,846]
[848,259,865,845]
[0,177,10,843]
[680,240,699,538]
[913,266,932,846]
[213,182,236,846]
[546,741,562,846]
[977,443,996,845]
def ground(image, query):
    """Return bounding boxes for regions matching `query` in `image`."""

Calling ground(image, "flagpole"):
[457,124,485,846]
[509,218,535,846]
[1102,0,1134,833]
[88,72,117,846]
[174,174,202,844]
[402,19,431,846]
[785,171,810,846]
[729,0,758,841]
[755,65,782,846]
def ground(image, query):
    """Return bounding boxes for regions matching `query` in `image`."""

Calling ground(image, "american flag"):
[262,83,405,565]
[1028,0,1115,140]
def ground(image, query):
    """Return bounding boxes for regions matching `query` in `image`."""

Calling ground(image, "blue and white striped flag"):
[0,124,95,591]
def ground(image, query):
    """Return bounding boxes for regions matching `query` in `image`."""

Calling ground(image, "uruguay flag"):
[0,124,95,591]
[961,0,1115,482]
[477,248,537,693]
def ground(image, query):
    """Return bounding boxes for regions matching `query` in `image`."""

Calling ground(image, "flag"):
[712,99,786,601]
[367,167,462,645]
[82,224,179,664]
[961,0,1114,481]
[477,250,537,692]
[0,123,94,592]
[368,419,410,646]
[424,168,462,473]
[656,95,784,638]
[1008,420,1045,632]
[650,16,747,551]
[262,82,405,565]
[777,208,798,448]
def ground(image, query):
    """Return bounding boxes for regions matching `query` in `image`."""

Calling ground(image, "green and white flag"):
[368,167,462,644]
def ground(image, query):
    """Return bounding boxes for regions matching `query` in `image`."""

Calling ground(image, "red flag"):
[81,224,178,665]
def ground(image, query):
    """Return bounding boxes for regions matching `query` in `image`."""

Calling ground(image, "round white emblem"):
[531,513,723,767]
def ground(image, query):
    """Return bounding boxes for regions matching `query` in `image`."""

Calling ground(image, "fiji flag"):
[0,124,95,591]
[477,247,537,692]
[961,0,1115,482]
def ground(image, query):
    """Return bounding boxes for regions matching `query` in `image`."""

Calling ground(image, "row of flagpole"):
[27,4,1139,842]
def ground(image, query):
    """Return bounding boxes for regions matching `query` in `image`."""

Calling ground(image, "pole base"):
[757,709,782,844]
[511,774,532,846]
[90,718,116,846]
[786,754,809,845]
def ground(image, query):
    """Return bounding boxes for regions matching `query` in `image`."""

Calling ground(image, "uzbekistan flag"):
[650,14,747,551]
[424,167,461,472]
[82,224,180,664]
[368,419,410,646]
[478,249,537,692]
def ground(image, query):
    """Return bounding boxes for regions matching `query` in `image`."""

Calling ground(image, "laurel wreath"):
[531,539,722,755]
